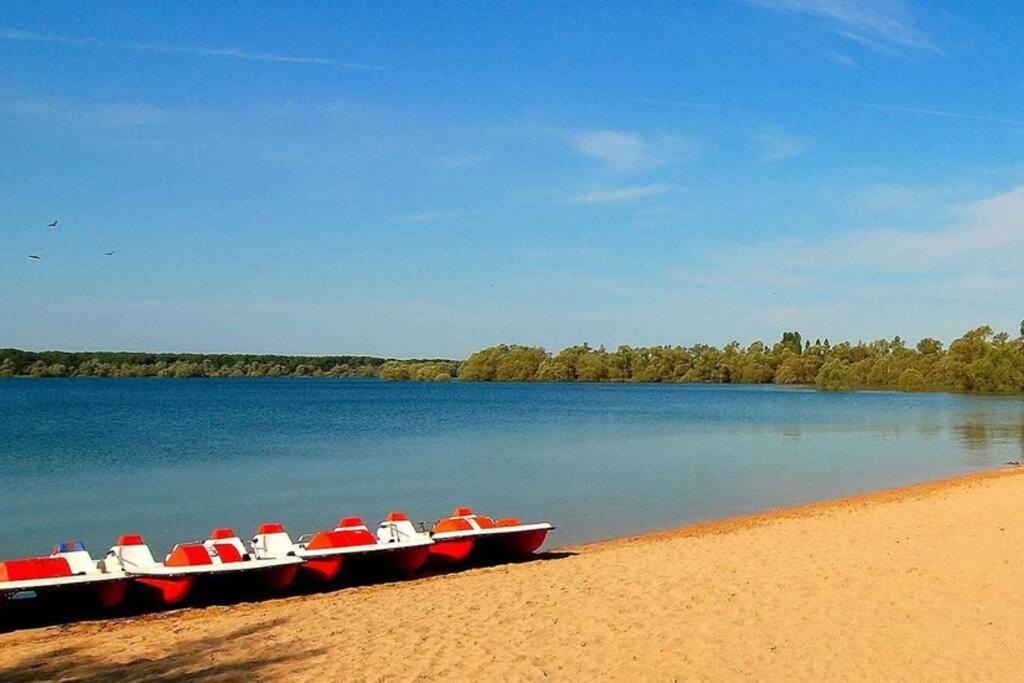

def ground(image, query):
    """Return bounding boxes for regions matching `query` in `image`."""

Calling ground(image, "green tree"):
[815,360,855,391]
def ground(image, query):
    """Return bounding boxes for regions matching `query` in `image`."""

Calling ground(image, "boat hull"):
[343,544,432,581]
[300,557,343,585]
[0,579,129,615]
[262,564,299,591]
[429,538,475,565]
[186,565,301,601]
[93,579,129,609]
[385,544,431,575]
[475,528,550,559]
[135,576,195,606]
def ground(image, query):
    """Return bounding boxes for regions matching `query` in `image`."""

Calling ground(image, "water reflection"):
[952,411,1024,457]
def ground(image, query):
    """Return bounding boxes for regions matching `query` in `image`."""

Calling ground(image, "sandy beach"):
[3,467,1024,681]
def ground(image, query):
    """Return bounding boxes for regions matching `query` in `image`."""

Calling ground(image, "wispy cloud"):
[703,184,1024,275]
[0,27,382,70]
[752,128,812,162]
[568,184,671,204]
[661,184,1024,342]
[745,0,938,55]
[847,101,1024,126]
[826,50,860,68]
[1,98,182,129]
[641,98,743,115]
[568,129,700,172]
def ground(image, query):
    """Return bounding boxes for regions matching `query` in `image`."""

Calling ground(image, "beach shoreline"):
[3,466,1024,680]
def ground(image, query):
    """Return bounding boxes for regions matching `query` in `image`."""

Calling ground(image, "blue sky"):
[3,1,1024,357]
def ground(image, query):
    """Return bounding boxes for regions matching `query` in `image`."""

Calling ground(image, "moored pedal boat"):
[329,512,433,577]
[250,523,349,585]
[0,541,127,611]
[104,531,303,606]
[430,507,554,565]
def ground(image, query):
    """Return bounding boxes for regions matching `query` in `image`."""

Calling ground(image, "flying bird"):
[104,250,115,256]
[29,254,41,260]
[47,220,58,228]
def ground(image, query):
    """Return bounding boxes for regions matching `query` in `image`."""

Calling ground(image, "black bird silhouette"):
[29,254,41,260]
[47,220,58,228]
[104,250,115,256]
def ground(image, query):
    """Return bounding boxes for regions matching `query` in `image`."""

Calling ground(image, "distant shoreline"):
[4,324,1024,392]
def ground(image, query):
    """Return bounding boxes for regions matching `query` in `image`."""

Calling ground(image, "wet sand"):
[3,467,1024,681]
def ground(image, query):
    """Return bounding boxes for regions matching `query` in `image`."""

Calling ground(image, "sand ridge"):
[3,467,1024,681]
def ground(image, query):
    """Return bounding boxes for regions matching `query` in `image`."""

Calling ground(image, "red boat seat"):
[335,529,376,546]
[210,528,237,540]
[117,535,145,546]
[0,557,72,582]
[338,517,366,528]
[212,543,243,563]
[386,511,409,522]
[305,530,342,551]
[496,518,522,527]
[165,544,213,567]
[433,518,474,533]
[257,523,286,535]
[453,507,474,517]
[475,516,496,529]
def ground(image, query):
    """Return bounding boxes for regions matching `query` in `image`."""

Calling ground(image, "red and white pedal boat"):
[251,522,350,585]
[104,529,303,606]
[0,541,128,611]
[429,507,554,565]
[250,513,433,585]
[329,512,433,576]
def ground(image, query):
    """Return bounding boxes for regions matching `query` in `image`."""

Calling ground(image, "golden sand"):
[3,467,1024,681]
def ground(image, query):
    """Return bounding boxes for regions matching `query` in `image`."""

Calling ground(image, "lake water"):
[1,378,1022,559]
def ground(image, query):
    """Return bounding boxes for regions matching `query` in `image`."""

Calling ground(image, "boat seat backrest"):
[332,525,378,547]
[114,543,156,570]
[55,549,99,575]
[165,544,214,567]
[252,530,294,558]
[377,519,420,543]
[0,557,72,582]
[432,517,474,534]
[204,537,248,561]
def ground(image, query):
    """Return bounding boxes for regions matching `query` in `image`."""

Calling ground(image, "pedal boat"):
[0,541,128,611]
[430,507,555,565]
[250,522,350,585]
[104,530,302,606]
[328,512,433,577]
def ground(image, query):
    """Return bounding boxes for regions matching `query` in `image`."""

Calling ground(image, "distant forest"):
[4,324,1024,393]
[0,350,457,382]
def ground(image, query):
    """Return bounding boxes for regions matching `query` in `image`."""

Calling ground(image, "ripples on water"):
[1,378,1021,557]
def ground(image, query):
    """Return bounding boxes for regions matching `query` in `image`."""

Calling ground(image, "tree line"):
[4,324,1024,393]
[455,325,1024,393]
[0,350,457,381]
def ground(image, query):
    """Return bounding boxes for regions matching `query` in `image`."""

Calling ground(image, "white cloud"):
[568,129,699,171]
[701,184,1024,275]
[0,27,381,70]
[753,129,812,162]
[568,184,671,204]
[745,0,938,55]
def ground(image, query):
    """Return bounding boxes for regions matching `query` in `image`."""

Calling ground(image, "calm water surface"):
[1,378,1022,558]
